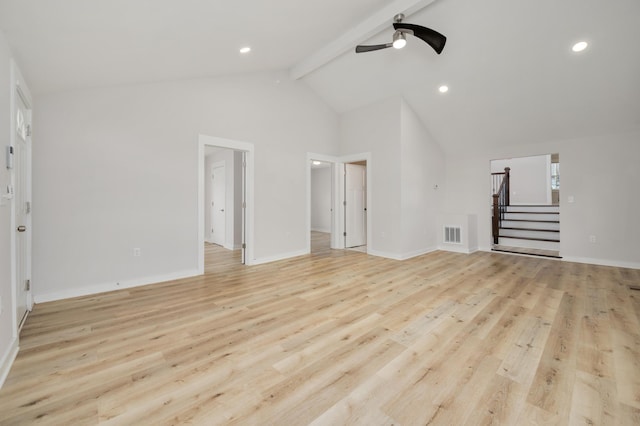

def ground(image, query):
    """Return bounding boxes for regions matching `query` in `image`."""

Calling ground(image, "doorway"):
[490,153,561,257]
[310,160,332,253]
[198,135,254,272]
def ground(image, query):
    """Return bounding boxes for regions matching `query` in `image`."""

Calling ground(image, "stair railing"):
[491,167,510,244]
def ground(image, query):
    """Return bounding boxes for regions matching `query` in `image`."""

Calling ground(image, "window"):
[551,162,560,190]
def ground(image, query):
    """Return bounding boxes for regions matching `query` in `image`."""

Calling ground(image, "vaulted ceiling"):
[1,0,639,155]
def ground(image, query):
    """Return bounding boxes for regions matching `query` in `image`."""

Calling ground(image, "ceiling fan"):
[355,13,446,55]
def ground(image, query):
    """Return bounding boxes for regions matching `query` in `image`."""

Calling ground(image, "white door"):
[211,164,226,246]
[241,152,247,264]
[345,163,366,248]
[15,90,32,327]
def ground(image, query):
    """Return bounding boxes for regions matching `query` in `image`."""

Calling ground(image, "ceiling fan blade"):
[355,43,392,53]
[393,23,446,54]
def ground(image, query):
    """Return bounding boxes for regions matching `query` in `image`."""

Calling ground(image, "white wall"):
[340,97,402,255]
[400,99,445,256]
[491,154,551,204]
[339,97,446,259]
[0,30,17,386]
[32,71,339,301]
[310,166,331,233]
[444,130,640,268]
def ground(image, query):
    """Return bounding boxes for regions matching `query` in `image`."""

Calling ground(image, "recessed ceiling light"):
[239,46,251,54]
[572,41,588,52]
[312,161,322,165]
[439,85,449,93]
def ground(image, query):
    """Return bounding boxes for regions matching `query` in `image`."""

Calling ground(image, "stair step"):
[492,245,562,259]
[500,230,560,241]
[498,237,560,251]
[505,205,559,213]
[501,227,559,233]
[504,212,559,221]
[499,235,560,243]
[502,220,560,230]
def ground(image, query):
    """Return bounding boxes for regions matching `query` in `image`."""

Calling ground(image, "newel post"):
[492,193,500,244]
[504,167,511,206]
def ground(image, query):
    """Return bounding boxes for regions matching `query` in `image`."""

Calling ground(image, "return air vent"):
[444,226,461,244]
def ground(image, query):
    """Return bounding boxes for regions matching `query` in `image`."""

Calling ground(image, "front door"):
[15,89,32,328]
[345,163,366,248]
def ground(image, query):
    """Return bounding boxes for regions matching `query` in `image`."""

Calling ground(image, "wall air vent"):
[444,226,461,244]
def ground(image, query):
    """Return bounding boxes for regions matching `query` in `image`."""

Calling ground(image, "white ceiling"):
[1,0,639,155]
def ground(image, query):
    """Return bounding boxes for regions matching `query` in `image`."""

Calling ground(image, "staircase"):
[491,167,561,258]
[496,205,560,252]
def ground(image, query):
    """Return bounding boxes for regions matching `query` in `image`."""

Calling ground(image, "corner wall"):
[339,97,445,259]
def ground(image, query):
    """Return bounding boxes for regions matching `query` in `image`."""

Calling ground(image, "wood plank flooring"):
[1,236,640,425]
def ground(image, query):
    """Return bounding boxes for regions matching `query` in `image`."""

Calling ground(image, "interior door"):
[345,163,366,248]
[211,164,226,246]
[241,152,246,264]
[15,90,31,328]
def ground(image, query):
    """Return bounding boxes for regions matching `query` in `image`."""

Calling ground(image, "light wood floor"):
[1,241,640,425]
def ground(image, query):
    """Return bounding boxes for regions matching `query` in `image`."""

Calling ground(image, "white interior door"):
[15,90,31,327]
[345,163,366,248]
[211,163,226,246]
[241,152,246,264]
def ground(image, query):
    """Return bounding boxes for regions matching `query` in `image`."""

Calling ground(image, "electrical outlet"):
[589,235,596,243]
[133,248,141,257]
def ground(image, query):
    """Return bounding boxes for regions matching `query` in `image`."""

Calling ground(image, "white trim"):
[367,246,437,261]
[311,227,332,233]
[198,135,255,270]
[0,337,19,389]
[251,249,309,266]
[33,269,199,304]
[438,245,478,254]
[562,256,640,270]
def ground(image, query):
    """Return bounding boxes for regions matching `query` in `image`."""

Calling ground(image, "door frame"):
[306,152,372,253]
[198,135,254,271]
[306,153,339,251]
[9,60,33,333]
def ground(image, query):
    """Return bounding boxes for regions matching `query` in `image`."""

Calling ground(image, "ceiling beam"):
[289,0,438,80]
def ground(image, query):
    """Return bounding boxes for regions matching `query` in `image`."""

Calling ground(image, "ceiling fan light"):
[392,31,407,49]
[572,41,588,52]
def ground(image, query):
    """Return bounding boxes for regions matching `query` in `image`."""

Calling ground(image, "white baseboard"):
[482,248,640,269]
[311,227,331,233]
[0,337,19,389]
[437,245,478,254]
[33,269,200,303]
[367,247,437,261]
[562,256,640,270]
[251,249,309,265]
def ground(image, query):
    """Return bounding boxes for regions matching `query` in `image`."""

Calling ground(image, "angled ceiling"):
[1,0,639,155]
[0,0,388,94]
